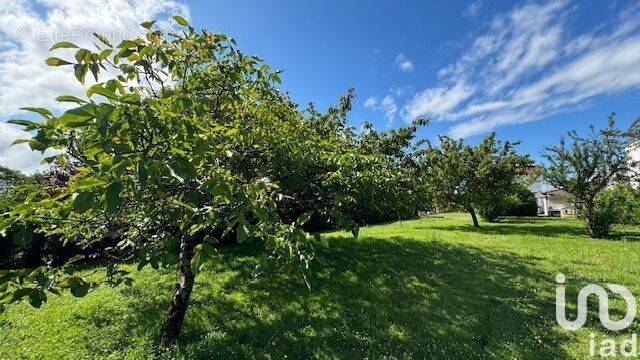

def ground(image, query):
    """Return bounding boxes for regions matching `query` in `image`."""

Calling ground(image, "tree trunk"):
[468,208,480,227]
[583,200,598,238]
[158,235,196,347]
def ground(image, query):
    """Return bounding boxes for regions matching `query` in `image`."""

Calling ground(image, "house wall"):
[547,197,576,217]
[629,143,640,188]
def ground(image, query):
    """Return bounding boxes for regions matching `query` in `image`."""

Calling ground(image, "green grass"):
[2,213,640,359]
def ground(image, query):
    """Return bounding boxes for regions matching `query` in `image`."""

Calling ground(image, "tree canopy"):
[543,113,640,237]
[418,133,531,226]
[1,17,323,346]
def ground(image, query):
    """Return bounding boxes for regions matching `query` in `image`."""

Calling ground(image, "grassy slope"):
[2,213,640,359]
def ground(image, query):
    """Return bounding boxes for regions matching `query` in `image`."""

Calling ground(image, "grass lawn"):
[2,213,640,359]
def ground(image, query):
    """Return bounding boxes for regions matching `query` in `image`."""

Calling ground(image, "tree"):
[542,113,640,238]
[1,18,319,347]
[231,85,429,233]
[502,184,538,217]
[419,133,531,227]
[0,165,27,194]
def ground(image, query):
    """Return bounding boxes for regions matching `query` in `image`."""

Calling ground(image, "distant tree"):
[419,133,531,227]
[0,165,27,194]
[502,184,538,217]
[542,113,640,238]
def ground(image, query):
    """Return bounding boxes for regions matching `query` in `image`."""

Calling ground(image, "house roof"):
[541,188,576,201]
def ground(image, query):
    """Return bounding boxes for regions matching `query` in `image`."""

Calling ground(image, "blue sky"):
[1,0,639,172]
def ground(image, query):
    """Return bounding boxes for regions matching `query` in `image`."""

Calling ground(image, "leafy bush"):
[0,167,84,269]
[595,184,640,225]
[478,202,503,222]
[502,185,538,217]
[584,191,621,238]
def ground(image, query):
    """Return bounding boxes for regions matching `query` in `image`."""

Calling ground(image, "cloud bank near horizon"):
[0,0,189,173]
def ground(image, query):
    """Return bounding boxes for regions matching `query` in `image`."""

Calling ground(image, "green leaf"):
[74,177,106,190]
[116,40,138,49]
[75,49,89,63]
[12,227,33,247]
[28,290,45,308]
[93,33,112,47]
[55,95,87,104]
[70,283,90,297]
[172,15,190,26]
[20,107,52,119]
[104,180,122,214]
[10,288,32,303]
[87,84,120,100]
[89,63,99,82]
[11,139,31,145]
[236,223,249,243]
[120,93,141,104]
[350,224,360,239]
[140,20,156,29]
[99,49,113,61]
[296,212,311,225]
[74,64,88,84]
[73,192,94,214]
[211,183,231,198]
[7,119,42,131]
[49,41,78,51]
[139,46,154,57]
[45,57,73,66]
[65,255,85,266]
[61,278,91,298]
[85,147,103,158]
[190,244,209,274]
[169,156,196,182]
[59,104,96,128]
[137,162,148,186]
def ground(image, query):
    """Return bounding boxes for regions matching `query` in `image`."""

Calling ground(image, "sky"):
[1,0,639,173]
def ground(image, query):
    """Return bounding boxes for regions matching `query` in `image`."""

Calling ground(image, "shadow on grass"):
[421,223,587,238]
[79,235,584,359]
[423,216,640,242]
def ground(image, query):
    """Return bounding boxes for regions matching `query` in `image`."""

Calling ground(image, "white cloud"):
[403,81,474,120]
[0,0,189,173]
[363,96,377,108]
[463,0,483,18]
[400,0,640,138]
[363,95,398,127]
[394,53,413,72]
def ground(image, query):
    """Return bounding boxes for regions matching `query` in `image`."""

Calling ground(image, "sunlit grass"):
[2,213,640,359]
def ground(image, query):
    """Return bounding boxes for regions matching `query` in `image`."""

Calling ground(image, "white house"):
[527,179,577,217]
[628,141,640,187]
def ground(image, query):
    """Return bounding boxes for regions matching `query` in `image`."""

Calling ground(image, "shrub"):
[595,184,640,225]
[585,191,621,238]
[503,185,538,217]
